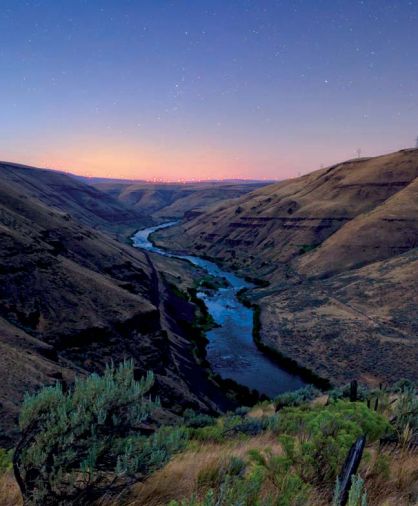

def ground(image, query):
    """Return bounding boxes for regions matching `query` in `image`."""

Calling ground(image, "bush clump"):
[273,400,390,484]
[183,409,216,428]
[170,450,309,506]
[391,383,418,438]
[0,448,12,475]
[329,383,372,403]
[274,385,320,410]
[14,360,187,505]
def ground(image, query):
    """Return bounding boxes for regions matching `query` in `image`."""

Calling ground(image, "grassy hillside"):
[0,162,152,239]
[153,149,418,386]
[155,149,417,272]
[0,163,232,446]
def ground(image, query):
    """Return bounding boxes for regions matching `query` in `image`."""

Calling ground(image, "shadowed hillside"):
[0,163,231,445]
[154,149,418,386]
[0,162,151,239]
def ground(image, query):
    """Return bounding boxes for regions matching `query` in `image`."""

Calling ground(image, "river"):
[132,222,306,398]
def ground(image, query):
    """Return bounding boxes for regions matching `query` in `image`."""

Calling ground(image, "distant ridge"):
[77,175,275,185]
[92,179,271,220]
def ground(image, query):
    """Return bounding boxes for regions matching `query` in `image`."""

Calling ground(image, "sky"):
[0,0,417,181]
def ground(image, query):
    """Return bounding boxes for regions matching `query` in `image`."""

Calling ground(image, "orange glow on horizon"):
[6,140,294,182]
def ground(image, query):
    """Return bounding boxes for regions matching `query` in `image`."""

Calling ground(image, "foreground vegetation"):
[12,361,187,505]
[0,367,417,505]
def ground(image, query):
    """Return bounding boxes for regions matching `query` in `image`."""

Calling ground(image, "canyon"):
[153,149,418,386]
[0,163,237,445]
[1,149,417,446]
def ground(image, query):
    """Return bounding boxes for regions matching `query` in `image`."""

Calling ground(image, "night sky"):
[1,1,417,180]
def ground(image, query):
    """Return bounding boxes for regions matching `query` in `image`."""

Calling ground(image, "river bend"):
[132,222,306,398]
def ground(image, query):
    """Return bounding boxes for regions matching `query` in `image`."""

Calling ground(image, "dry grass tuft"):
[247,403,275,418]
[362,445,418,506]
[0,472,22,506]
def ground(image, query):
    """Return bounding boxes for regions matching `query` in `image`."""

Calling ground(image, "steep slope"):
[0,164,229,445]
[296,175,418,277]
[93,181,268,221]
[156,149,418,276]
[0,162,151,239]
[154,149,418,385]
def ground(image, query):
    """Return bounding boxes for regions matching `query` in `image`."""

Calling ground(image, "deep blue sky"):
[1,1,417,180]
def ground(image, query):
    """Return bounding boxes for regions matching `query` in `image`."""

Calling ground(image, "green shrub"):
[392,384,418,436]
[347,475,368,506]
[226,456,246,477]
[298,244,318,255]
[226,418,269,436]
[173,450,309,505]
[234,406,251,416]
[389,379,416,393]
[14,360,187,505]
[329,383,371,402]
[169,468,265,506]
[248,448,310,505]
[278,400,390,442]
[274,385,320,410]
[183,409,215,428]
[275,401,390,483]
[191,423,226,443]
[168,400,392,505]
[0,448,12,474]
[190,415,268,443]
[113,426,188,477]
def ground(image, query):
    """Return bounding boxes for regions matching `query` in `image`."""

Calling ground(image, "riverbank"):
[133,223,309,399]
[167,283,267,406]
[236,288,332,390]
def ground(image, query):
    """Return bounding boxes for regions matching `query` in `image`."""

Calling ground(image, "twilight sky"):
[1,1,417,181]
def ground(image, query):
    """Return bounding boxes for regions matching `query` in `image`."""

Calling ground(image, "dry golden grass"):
[117,432,282,506]
[2,434,416,506]
[310,394,329,407]
[247,402,275,418]
[109,440,418,506]
[361,445,418,506]
[0,472,22,506]
[3,404,417,506]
